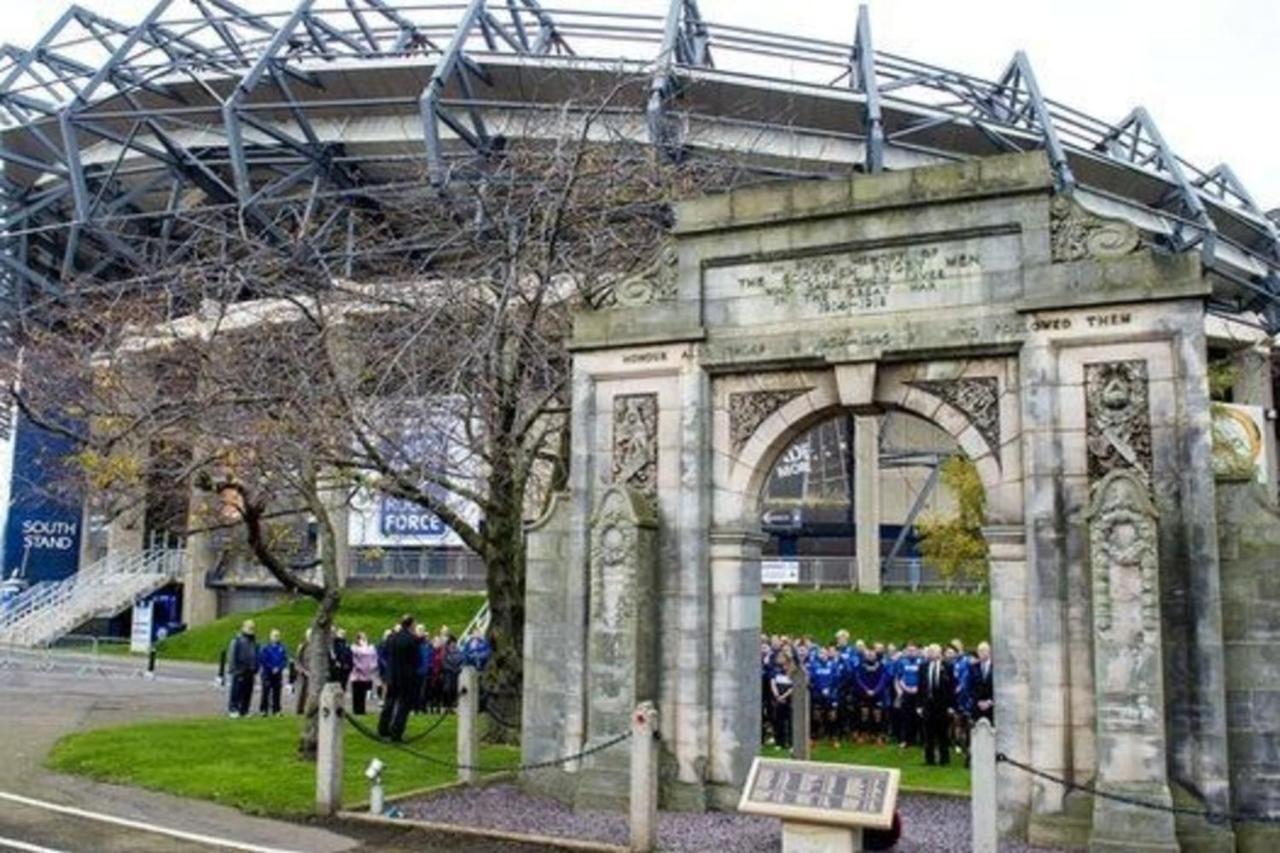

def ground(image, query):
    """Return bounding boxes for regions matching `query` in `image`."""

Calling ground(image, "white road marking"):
[0,835,65,853]
[0,792,300,853]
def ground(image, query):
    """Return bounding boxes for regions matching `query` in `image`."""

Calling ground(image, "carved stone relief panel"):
[906,376,1001,453]
[1050,196,1142,263]
[604,243,679,307]
[1085,360,1153,481]
[613,394,658,495]
[728,388,810,454]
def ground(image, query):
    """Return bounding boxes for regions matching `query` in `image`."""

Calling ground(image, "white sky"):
[6,0,1277,209]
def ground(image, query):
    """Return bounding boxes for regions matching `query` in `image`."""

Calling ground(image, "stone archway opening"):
[754,407,974,592]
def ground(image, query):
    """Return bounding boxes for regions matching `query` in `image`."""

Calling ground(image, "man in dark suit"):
[378,614,420,741]
[919,643,955,766]
[973,641,995,723]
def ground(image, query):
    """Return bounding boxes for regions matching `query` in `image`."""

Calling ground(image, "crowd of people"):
[763,631,994,766]
[222,617,492,727]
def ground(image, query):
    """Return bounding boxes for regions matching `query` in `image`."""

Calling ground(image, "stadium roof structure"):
[1,0,1277,330]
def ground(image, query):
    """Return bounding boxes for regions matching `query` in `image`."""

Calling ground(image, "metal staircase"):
[0,550,183,648]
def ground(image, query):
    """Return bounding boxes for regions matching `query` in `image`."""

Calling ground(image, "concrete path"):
[0,655,357,853]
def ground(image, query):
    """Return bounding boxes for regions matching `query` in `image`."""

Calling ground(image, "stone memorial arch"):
[523,152,1263,850]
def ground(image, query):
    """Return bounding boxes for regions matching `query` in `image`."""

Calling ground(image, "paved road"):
[0,650,564,852]
[0,653,356,853]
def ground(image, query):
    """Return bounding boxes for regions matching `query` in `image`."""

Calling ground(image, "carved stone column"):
[854,413,882,593]
[1086,469,1177,853]
[575,484,659,811]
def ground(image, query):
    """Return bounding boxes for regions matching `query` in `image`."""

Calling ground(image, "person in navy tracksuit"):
[414,625,434,712]
[834,631,860,737]
[809,647,841,743]
[894,642,923,748]
[855,649,891,742]
[257,628,288,716]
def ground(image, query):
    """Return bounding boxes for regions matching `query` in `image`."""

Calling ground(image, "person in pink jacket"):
[350,631,379,715]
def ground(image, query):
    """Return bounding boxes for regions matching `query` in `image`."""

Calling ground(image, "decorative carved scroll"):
[613,394,658,495]
[1085,360,1152,481]
[906,377,1001,453]
[1050,196,1142,262]
[612,244,679,307]
[729,388,809,454]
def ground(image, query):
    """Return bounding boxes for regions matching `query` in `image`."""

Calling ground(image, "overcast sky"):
[7,0,1277,209]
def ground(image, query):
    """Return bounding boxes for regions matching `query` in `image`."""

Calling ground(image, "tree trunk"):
[298,587,341,759]
[481,501,525,745]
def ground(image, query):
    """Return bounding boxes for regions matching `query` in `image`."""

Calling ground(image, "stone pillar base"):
[781,821,861,853]
[1089,784,1178,853]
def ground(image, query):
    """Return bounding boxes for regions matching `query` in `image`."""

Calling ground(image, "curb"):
[344,771,515,811]
[336,810,628,853]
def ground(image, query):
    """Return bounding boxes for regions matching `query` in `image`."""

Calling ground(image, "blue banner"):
[379,496,447,539]
[3,412,82,581]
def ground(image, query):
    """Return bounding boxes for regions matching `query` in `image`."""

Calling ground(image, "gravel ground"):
[401,784,1084,852]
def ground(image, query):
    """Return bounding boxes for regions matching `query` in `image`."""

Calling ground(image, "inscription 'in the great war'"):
[736,246,981,314]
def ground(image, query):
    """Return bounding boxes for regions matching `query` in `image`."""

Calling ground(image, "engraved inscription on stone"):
[738,758,899,829]
[736,245,982,315]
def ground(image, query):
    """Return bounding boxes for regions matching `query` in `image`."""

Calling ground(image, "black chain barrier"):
[996,753,1280,825]
[399,708,452,745]
[342,707,631,773]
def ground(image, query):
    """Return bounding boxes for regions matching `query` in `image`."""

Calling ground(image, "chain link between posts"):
[996,753,1280,825]
[341,707,630,773]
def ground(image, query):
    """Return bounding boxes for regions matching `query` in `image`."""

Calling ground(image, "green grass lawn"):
[759,739,969,794]
[150,591,485,664]
[46,712,516,816]
[763,590,990,648]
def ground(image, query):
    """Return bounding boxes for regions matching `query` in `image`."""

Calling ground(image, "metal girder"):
[419,0,571,186]
[883,459,942,567]
[848,5,883,173]
[647,0,713,161]
[1096,107,1217,260]
[985,51,1075,194]
[60,0,177,223]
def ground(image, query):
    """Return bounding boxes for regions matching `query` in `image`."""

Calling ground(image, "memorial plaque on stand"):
[737,758,900,830]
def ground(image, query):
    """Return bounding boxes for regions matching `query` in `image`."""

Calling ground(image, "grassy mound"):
[763,590,991,648]
[156,591,485,664]
[47,713,516,816]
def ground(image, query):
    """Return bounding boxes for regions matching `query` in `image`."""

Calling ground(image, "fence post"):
[630,701,659,853]
[971,718,997,853]
[316,683,345,816]
[457,665,479,784]
[791,666,811,761]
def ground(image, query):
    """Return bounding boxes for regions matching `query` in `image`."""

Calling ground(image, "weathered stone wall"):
[523,152,1248,846]
[1216,479,1280,852]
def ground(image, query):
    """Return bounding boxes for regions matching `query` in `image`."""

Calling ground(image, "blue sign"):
[3,412,83,582]
[379,496,447,539]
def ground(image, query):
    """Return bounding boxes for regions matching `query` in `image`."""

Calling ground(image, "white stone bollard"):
[971,718,997,853]
[457,665,480,785]
[630,702,659,853]
[316,682,345,816]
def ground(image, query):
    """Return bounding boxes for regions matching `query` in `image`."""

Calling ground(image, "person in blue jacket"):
[894,642,923,748]
[257,628,288,716]
[463,633,492,670]
[855,649,891,742]
[809,646,842,744]
[414,624,434,712]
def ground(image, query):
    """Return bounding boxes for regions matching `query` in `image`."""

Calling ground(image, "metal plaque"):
[737,758,900,829]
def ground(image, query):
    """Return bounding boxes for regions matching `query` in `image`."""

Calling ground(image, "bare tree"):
[9,72,780,745]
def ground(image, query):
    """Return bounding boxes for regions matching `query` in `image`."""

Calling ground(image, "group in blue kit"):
[762,629,994,767]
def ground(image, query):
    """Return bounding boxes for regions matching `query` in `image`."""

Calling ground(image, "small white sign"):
[130,599,153,653]
[762,559,800,586]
